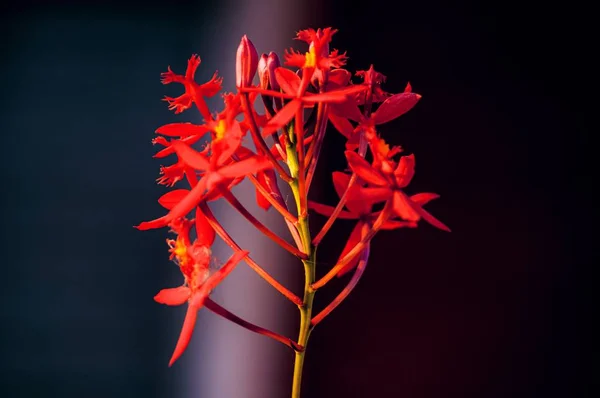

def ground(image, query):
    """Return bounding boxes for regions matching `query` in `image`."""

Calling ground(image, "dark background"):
[1,1,592,397]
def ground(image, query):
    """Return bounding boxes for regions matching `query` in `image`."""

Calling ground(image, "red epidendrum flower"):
[137,27,449,396]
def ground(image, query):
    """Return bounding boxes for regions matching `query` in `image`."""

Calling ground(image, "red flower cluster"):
[137,28,449,389]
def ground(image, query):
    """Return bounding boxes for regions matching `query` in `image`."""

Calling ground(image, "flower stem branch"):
[286,131,316,398]
[312,200,392,290]
[241,93,292,182]
[311,240,370,326]
[219,188,308,259]
[204,298,304,351]
[198,202,303,306]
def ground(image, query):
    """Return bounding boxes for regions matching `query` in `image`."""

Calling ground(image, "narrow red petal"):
[195,207,216,246]
[332,171,351,199]
[373,92,421,125]
[308,201,356,219]
[154,286,190,306]
[345,151,388,186]
[158,189,190,210]
[135,215,169,231]
[218,156,272,179]
[410,193,440,206]
[156,123,210,138]
[274,67,301,96]
[261,99,301,137]
[414,205,451,232]
[171,141,210,170]
[347,185,391,204]
[168,305,199,366]
[336,222,365,277]
[328,113,354,139]
[255,169,279,211]
[167,177,207,221]
[380,220,418,230]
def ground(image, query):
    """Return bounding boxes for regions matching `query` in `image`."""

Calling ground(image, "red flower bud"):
[236,35,258,88]
[266,52,281,91]
[258,53,269,89]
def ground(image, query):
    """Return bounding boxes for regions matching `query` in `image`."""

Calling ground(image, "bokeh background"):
[1,0,592,397]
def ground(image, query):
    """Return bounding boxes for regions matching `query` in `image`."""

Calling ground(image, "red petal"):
[347,185,391,204]
[274,67,301,96]
[156,123,210,138]
[261,99,301,137]
[171,141,210,170]
[168,304,198,366]
[153,135,202,159]
[218,156,272,179]
[158,189,190,210]
[328,69,351,87]
[255,169,279,211]
[332,172,365,215]
[413,204,451,232]
[380,219,418,230]
[345,151,388,186]
[332,171,351,199]
[328,113,354,139]
[167,177,207,221]
[394,154,415,188]
[373,92,421,125]
[303,85,366,104]
[135,215,169,231]
[410,193,440,206]
[392,191,420,222]
[308,201,356,219]
[336,222,366,277]
[154,286,190,306]
[330,100,363,122]
[195,207,215,246]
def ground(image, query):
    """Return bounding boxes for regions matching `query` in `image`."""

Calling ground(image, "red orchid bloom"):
[136,119,272,231]
[161,54,223,120]
[310,172,435,276]
[345,142,450,232]
[285,27,347,87]
[154,217,248,366]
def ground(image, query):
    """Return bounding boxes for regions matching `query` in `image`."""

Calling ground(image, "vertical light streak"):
[182,1,308,397]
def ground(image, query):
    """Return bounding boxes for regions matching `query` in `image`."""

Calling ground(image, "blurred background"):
[1,0,592,397]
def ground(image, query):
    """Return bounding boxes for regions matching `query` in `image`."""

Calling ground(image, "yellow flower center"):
[304,47,317,68]
[214,119,227,141]
[170,237,189,265]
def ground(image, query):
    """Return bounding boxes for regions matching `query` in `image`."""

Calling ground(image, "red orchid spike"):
[161,54,223,120]
[139,27,450,394]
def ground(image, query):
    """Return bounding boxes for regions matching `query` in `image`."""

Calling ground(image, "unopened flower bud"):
[236,35,258,88]
[258,53,269,89]
[266,52,281,91]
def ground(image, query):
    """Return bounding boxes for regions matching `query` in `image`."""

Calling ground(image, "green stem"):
[287,127,316,398]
